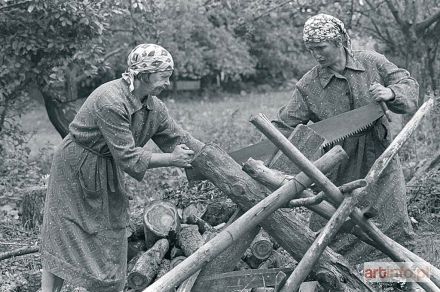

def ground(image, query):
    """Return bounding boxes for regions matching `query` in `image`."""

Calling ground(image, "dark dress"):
[273,50,418,263]
[41,78,189,291]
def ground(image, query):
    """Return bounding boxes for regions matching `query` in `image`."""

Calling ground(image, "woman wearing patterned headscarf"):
[40,44,197,292]
[273,14,418,264]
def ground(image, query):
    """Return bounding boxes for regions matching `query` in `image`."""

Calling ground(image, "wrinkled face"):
[306,41,343,68]
[142,70,173,95]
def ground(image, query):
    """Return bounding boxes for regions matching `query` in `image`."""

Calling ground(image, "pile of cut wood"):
[126,199,298,292]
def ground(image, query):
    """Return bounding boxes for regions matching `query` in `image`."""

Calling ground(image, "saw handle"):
[379,101,392,122]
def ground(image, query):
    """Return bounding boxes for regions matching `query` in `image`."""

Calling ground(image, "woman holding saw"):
[273,14,419,264]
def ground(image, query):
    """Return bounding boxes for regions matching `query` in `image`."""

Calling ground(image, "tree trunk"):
[127,238,169,290]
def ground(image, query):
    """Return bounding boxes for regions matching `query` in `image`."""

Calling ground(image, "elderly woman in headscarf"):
[40,44,196,292]
[273,14,418,264]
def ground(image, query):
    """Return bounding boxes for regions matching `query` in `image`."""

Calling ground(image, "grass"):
[1,90,439,291]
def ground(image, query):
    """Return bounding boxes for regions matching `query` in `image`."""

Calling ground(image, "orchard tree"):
[0,0,126,138]
[352,0,440,102]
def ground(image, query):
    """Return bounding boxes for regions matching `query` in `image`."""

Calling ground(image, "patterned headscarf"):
[303,14,352,55]
[122,44,174,92]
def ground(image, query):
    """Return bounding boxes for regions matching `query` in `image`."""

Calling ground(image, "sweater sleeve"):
[272,86,312,136]
[95,102,151,181]
[151,101,191,153]
[376,53,419,114]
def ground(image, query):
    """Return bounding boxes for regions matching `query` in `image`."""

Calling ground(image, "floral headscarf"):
[303,14,352,55]
[122,44,174,92]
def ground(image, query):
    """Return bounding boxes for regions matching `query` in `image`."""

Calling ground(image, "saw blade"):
[309,102,384,147]
[185,102,384,181]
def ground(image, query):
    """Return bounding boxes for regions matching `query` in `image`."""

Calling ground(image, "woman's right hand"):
[169,144,194,167]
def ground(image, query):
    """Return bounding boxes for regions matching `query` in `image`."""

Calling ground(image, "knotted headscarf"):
[122,44,174,92]
[303,14,352,55]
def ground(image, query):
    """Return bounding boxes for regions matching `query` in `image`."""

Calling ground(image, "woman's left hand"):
[369,82,395,102]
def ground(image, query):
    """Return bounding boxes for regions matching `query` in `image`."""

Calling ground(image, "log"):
[143,200,180,250]
[193,219,259,291]
[144,145,372,292]
[127,238,169,290]
[280,193,361,292]
[243,161,383,250]
[155,259,171,279]
[177,224,205,257]
[243,248,266,269]
[251,110,440,291]
[258,249,282,269]
[128,207,145,240]
[20,186,46,229]
[127,239,147,262]
[250,228,273,260]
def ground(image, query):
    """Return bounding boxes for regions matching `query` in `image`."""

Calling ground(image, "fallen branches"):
[0,245,39,261]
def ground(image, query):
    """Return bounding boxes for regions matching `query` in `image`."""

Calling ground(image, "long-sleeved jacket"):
[274,49,418,263]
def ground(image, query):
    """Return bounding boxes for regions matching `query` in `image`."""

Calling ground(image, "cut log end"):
[143,200,180,249]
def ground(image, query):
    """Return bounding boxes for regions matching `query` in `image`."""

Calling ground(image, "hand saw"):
[186,102,384,181]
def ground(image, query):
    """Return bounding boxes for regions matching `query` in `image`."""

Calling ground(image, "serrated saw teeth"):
[323,121,375,148]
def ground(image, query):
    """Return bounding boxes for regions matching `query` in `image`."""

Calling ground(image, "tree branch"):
[384,0,408,31]
[0,245,39,261]
[0,0,31,12]
[415,9,440,34]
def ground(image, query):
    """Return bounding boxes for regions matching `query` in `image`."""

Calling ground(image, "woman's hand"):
[169,144,194,167]
[369,82,395,102]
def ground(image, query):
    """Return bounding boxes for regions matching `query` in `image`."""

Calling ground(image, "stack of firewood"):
[125,199,296,291]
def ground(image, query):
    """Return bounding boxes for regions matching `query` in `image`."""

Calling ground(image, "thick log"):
[143,200,180,250]
[144,145,372,292]
[250,228,273,260]
[20,186,46,229]
[127,239,169,290]
[251,110,440,291]
[177,224,205,257]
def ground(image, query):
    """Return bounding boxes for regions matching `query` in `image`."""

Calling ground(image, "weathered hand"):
[170,144,194,168]
[369,82,395,102]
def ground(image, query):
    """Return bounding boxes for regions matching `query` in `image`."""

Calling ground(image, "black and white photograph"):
[0,0,439,291]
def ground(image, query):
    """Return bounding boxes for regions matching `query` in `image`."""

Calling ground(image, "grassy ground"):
[1,90,439,291]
